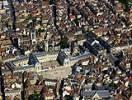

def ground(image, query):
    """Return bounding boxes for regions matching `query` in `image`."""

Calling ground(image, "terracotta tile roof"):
[97,15,104,20]
[93,27,109,34]
[116,4,124,13]
[44,91,55,97]
[0,48,5,53]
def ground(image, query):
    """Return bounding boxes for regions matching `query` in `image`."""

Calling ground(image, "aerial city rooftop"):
[0,0,132,100]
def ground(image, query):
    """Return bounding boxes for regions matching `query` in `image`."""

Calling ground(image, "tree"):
[36,42,44,52]
[28,91,41,100]
[60,36,69,49]
[118,0,131,11]
[64,95,73,100]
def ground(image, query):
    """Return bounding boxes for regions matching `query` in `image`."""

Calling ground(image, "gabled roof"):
[57,51,68,65]
[81,90,111,98]
[97,37,111,50]
[96,90,111,98]
[28,53,39,65]
[93,93,102,99]
[4,62,15,72]
[58,51,68,59]
[83,41,98,56]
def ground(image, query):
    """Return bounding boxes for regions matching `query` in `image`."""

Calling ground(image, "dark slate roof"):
[49,0,56,5]
[57,51,68,65]
[83,41,98,56]
[96,90,111,98]
[28,53,39,65]
[82,90,95,97]
[92,42,103,51]
[97,37,111,50]
[5,62,15,72]
[87,38,95,44]
[58,51,68,60]
[86,31,97,39]
[108,53,118,66]
[81,90,111,98]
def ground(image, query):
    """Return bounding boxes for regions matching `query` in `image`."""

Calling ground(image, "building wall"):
[45,96,54,100]
[13,59,28,67]
[12,53,57,68]
[45,81,56,86]
[37,54,57,63]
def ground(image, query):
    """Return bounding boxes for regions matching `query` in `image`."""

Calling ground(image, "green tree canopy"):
[118,0,132,11]
[28,91,40,100]
[60,36,69,49]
